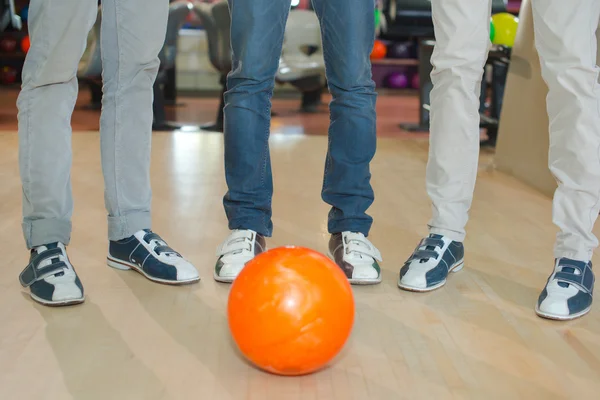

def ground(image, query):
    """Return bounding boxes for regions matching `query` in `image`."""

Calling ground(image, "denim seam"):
[261,96,269,231]
[260,5,290,233]
[318,2,333,219]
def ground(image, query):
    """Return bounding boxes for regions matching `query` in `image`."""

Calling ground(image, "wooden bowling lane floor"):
[0,131,599,400]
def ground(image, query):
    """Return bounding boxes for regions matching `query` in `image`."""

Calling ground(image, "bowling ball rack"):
[0,0,29,86]
[0,32,26,85]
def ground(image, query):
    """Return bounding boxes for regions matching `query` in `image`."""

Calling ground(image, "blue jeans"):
[223,0,377,237]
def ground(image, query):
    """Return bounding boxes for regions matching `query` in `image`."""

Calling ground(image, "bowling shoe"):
[398,234,464,292]
[19,243,85,306]
[214,229,266,283]
[107,230,199,285]
[328,232,382,285]
[535,258,594,321]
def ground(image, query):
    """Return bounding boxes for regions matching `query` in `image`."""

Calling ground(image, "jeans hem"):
[328,220,372,237]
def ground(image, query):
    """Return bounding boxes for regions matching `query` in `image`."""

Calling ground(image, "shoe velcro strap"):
[154,245,180,256]
[420,237,444,249]
[344,242,383,262]
[19,248,67,288]
[217,240,252,257]
[216,231,255,257]
[553,264,594,294]
[143,232,163,243]
[408,249,439,262]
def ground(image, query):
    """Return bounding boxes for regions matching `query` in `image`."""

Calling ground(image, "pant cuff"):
[553,250,592,263]
[328,220,372,237]
[23,218,72,249]
[108,211,151,241]
[428,226,465,242]
[228,220,272,237]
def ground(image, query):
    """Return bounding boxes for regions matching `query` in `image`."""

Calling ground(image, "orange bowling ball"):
[21,36,30,53]
[370,40,387,60]
[227,246,355,376]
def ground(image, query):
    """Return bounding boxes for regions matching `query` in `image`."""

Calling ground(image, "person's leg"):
[311,0,381,284]
[532,0,600,320]
[17,0,97,306]
[314,0,376,237]
[18,0,97,249]
[101,0,199,285]
[214,0,290,283]
[398,0,492,292]
[221,0,289,237]
[100,0,162,241]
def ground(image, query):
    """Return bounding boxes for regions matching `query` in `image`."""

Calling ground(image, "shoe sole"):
[326,251,382,285]
[107,257,200,286]
[535,305,592,321]
[213,247,269,284]
[30,292,85,307]
[397,260,464,292]
[213,270,236,283]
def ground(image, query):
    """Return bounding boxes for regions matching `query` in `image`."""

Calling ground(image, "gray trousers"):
[18,0,168,249]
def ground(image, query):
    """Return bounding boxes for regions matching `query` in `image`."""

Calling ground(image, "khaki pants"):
[427,0,600,261]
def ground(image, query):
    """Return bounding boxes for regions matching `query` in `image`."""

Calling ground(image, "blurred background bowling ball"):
[370,40,387,60]
[491,12,519,47]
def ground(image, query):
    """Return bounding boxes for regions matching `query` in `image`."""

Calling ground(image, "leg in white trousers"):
[531,1,600,262]
[398,1,492,292]
[532,1,600,320]
[426,0,492,242]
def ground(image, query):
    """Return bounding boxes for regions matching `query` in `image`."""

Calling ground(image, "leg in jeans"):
[214,0,288,283]
[18,0,98,249]
[313,0,382,285]
[313,0,377,237]
[427,0,492,242]
[222,0,290,237]
[532,0,600,320]
[398,0,491,292]
[100,0,168,241]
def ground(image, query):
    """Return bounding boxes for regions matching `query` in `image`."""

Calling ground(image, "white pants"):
[427,0,600,261]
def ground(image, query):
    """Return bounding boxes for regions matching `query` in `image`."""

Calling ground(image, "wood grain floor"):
[0,130,598,400]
